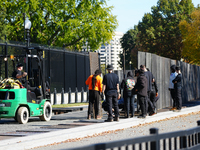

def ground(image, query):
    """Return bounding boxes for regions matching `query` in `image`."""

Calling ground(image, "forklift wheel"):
[17,107,29,124]
[39,101,52,121]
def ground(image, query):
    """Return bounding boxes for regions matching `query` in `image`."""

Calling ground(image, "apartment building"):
[98,31,124,70]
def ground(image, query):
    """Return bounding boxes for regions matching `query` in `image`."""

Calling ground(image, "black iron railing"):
[70,120,200,150]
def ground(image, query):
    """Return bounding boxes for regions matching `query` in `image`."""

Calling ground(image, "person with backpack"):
[85,69,103,120]
[121,71,136,118]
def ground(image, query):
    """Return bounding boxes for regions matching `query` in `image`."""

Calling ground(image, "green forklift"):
[0,46,52,124]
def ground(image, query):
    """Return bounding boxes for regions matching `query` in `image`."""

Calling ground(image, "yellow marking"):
[32,100,36,103]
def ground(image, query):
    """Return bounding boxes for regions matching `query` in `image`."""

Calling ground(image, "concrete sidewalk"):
[1,105,200,150]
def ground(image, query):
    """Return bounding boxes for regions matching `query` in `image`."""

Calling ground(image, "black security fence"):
[71,121,200,150]
[44,48,91,92]
[0,41,95,96]
[138,51,200,110]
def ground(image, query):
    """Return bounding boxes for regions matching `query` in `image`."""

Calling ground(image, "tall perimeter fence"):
[138,51,200,110]
[0,40,100,104]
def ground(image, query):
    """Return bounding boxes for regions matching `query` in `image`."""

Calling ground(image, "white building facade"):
[98,31,124,70]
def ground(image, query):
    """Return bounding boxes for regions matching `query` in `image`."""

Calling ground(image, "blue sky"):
[107,0,200,33]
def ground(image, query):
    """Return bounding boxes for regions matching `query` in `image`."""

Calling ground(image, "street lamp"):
[129,61,132,70]
[24,16,31,47]
[24,14,32,83]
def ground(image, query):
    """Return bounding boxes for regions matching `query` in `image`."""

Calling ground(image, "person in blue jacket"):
[172,66,182,112]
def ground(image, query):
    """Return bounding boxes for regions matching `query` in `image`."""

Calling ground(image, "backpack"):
[126,79,135,90]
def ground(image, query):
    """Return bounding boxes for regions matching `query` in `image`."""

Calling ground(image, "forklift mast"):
[0,46,49,99]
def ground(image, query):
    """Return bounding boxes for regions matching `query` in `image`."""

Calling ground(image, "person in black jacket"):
[172,66,182,112]
[150,77,158,113]
[102,65,120,122]
[132,69,147,118]
[121,71,136,118]
[140,66,155,116]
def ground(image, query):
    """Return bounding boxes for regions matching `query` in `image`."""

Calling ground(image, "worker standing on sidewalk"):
[172,66,182,112]
[169,65,178,111]
[132,69,148,118]
[121,71,135,118]
[85,69,103,120]
[102,65,120,122]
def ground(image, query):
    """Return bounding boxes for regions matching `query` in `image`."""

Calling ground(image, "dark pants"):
[124,95,135,117]
[146,91,155,114]
[150,91,156,109]
[88,90,100,117]
[106,93,119,119]
[170,89,176,108]
[138,94,146,116]
[175,88,182,110]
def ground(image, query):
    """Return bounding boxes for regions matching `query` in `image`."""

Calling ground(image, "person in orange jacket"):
[85,69,103,119]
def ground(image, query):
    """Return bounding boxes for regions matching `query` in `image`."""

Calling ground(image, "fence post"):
[54,88,57,105]
[75,87,78,103]
[197,120,200,144]
[61,88,65,104]
[68,87,71,104]
[150,128,159,150]
[95,143,106,150]
[81,87,84,103]
[180,136,187,149]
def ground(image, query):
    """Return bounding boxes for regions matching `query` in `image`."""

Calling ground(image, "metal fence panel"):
[139,51,200,109]
[50,50,64,92]
[163,57,170,108]
[64,52,77,92]
[145,52,151,69]
[138,51,145,67]
[76,54,86,91]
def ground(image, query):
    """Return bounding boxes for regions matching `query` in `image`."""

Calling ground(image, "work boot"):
[114,117,119,121]
[87,114,91,120]
[173,109,181,112]
[170,107,176,111]
[138,114,146,119]
[95,115,101,120]
[149,112,156,116]
[104,118,113,122]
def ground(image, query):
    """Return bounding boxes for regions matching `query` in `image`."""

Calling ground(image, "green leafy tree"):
[119,26,138,70]
[3,0,118,50]
[179,10,200,64]
[136,0,195,60]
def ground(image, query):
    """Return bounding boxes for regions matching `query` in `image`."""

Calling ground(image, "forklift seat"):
[27,91,37,103]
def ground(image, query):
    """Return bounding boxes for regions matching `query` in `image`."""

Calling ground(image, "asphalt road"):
[0,108,89,139]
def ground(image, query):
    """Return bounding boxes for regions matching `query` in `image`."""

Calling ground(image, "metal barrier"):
[52,87,89,105]
[70,120,200,150]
